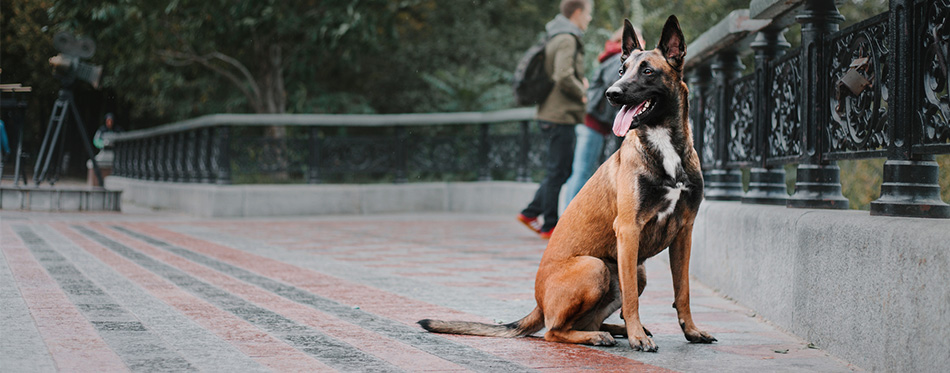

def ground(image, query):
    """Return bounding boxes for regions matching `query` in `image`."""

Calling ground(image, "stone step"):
[0,186,121,212]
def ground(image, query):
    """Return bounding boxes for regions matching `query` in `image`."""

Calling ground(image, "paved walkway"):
[0,211,858,372]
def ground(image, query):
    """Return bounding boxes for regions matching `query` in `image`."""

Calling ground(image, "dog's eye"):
[618,68,625,76]
[642,68,654,75]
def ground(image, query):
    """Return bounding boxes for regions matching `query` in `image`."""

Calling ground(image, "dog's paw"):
[684,329,717,344]
[629,334,658,352]
[590,332,617,346]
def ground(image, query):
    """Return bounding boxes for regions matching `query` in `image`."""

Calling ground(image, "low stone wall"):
[0,186,121,212]
[105,176,537,217]
[691,200,950,372]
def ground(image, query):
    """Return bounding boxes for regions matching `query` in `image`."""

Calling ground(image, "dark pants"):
[521,121,576,232]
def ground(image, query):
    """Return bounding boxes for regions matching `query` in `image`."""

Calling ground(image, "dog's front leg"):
[614,216,657,352]
[669,222,717,344]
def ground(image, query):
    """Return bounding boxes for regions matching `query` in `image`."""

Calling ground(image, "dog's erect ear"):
[658,15,686,70]
[620,19,642,63]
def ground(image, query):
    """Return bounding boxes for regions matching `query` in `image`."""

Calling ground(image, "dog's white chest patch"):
[646,128,687,221]
[646,128,681,179]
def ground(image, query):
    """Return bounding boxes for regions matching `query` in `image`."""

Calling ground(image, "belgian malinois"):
[418,16,715,352]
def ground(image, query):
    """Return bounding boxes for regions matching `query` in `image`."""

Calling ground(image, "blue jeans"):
[521,122,575,232]
[563,124,605,208]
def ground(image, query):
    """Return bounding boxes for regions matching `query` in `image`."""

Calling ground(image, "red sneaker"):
[517,213,542,233]
[539,227,554,240]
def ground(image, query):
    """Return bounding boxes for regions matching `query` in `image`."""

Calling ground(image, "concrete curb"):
[105,177,538,217]
[691,200,950,372]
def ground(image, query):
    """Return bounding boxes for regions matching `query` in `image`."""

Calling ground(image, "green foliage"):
[1,0,60,144]
[838,159,885,210]
[807,157,949,210]
[9,0,901,128]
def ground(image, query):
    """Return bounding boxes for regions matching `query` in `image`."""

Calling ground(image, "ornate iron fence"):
[109,109,622,186]
[686,0,949,218]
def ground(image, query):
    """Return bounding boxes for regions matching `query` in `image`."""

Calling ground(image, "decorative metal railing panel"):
[727,74,756,166]
[767,49,803,164]
[688,92,704,158]
[110,109,552,184]
[827,12,890,160]
[702,89,718,168]
[917,0,950,153]
[678,0,950,216]
[232,134,309,181]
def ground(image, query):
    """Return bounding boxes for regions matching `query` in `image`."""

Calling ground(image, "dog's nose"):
[605,86,623,101]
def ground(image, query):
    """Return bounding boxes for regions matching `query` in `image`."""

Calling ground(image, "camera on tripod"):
[32,32,105,186]
[49,32,103,89]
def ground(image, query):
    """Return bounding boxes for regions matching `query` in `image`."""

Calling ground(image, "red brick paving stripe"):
[109,225,527,372]
[48,223,334,372]
[1,224,128,372]
[88,222,469,372]
[128,222,676,372]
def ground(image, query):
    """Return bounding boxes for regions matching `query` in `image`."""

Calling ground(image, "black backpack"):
[586,53,623,124]
[512,33,581,106]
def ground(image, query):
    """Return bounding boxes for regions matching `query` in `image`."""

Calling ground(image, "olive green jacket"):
[537,22,586,125]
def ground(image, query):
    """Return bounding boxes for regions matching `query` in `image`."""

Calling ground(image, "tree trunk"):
[258,43,290,180]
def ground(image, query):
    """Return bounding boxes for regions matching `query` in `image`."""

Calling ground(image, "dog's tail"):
[418,307,544,338]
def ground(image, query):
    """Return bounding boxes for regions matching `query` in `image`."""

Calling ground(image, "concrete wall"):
[691,200,950,373]
[105,177,538,217]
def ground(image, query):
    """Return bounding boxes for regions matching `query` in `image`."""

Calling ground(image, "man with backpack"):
[516,0,591,240]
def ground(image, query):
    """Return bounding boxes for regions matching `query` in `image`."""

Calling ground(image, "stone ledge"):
[0,186,121,212]
[684,9,772,70]
[691,200,950,372]
[105,176,538,218]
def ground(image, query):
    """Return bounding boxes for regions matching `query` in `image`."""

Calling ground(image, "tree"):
[41,0,891,125]
[1,0,59,145]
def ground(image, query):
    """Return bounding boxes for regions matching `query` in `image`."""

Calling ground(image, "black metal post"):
[186,130,197,182]
[688,66,710,164]
[870,0,950,218]
[147,138,158,181]
[131,140,139,179]
[517,120,531,182]
[307,126,322,184]
[170,133,179,181]
[478,123,492,181]
[705,52,744,201]
[138,139,146,179]
[165,134,174,181]
[744,27,791,205]
[122,141,130,178]
[213,126,232,185]
[114,141,124,177]
[161,135,171,181]
[394,126,408,183]
[163,134,172,181]
[199,128,211,183]
[787,0,849,209]
[174,131,185,182]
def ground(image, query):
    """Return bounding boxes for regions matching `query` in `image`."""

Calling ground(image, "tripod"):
[33,88,103,186]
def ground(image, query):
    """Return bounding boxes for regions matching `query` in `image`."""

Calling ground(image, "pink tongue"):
[612,105,632,137]
[612,101,647,137]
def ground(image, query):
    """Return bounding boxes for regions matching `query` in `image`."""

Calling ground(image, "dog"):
[418,15,714,352]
